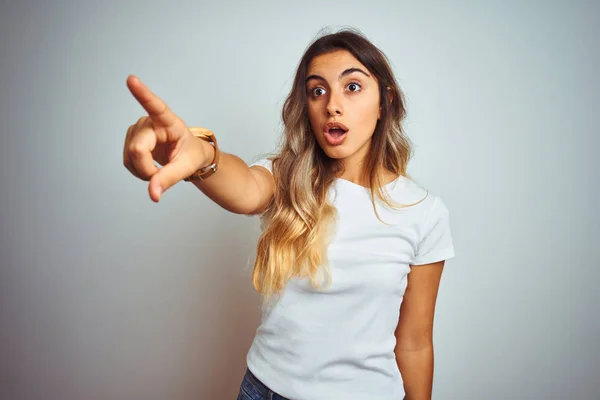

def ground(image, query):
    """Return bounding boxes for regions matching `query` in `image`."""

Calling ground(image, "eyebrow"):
[305,67,371,84]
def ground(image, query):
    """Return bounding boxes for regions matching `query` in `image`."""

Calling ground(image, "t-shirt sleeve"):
[412,196,455,265]
[249,158,273,174]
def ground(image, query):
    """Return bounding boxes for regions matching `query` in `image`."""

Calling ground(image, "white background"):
[1,0,598,398]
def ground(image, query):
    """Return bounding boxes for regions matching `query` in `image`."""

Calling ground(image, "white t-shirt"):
[246,158,455,400]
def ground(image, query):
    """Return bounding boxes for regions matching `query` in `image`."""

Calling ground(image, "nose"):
[326,92,343,116]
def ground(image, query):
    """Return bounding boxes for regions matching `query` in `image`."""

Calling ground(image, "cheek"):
[308,104,322,132]
[354,99,380,130]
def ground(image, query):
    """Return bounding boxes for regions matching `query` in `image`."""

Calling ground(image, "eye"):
[310,87,326,97]
[347,82,362,92]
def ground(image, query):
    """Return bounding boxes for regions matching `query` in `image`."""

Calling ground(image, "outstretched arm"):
[125,75,274,214]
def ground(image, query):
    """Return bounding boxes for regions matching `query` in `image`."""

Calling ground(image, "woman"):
[124,29,454,400]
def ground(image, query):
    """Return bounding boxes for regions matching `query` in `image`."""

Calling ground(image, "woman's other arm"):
[395,260,445,400]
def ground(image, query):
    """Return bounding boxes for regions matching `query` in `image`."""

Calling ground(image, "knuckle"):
[145,118,157,130]
[124,152,151,182]
[128,143,146,158]
[123,162,139,178]
[129,146,145,159]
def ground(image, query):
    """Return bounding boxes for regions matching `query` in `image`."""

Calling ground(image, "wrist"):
[197,137,215,169]
[184,127,220,182]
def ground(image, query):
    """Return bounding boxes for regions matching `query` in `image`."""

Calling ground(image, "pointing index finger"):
[126,75,178,128]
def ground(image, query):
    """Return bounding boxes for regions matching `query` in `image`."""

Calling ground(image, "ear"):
[378,87,393,119]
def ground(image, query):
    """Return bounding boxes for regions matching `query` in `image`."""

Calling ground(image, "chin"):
[315,136,361,160]
[320,146,353,160]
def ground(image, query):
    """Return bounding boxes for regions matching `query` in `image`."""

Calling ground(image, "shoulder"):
[249,157,274,174]
[388,176,451,228]
[389,176,438,210]
[395,178,454,264]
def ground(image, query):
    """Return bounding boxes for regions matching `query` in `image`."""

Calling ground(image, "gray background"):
[1,0,598,399]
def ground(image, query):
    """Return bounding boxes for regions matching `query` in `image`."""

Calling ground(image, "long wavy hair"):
[252,28,422,301]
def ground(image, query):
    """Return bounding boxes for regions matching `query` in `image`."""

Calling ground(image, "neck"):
[336,149,398,188]
[338,160,367,186]
[337,138,372,186]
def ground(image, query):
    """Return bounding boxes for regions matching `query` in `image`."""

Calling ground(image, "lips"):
[323,121,349,146]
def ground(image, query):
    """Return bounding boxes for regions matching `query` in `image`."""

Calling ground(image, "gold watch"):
[184,127,220,182]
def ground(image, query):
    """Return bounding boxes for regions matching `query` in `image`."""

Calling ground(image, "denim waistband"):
[245,368,289,400]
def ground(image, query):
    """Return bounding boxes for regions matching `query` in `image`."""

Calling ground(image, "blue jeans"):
[237,368,289,400]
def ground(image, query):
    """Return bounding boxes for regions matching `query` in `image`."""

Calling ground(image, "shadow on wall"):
[185,218,263,399]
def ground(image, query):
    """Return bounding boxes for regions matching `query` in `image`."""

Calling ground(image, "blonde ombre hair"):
[252,29,422,301]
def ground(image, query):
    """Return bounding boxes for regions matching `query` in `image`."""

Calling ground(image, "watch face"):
[183,128,218,182]
[189,127,213,136]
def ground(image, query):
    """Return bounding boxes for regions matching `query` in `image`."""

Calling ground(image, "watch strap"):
[184,128,219,182]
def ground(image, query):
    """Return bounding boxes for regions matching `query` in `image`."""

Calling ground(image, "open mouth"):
[324,123,349,146]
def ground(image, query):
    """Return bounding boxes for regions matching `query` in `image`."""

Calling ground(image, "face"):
[305,49,381,168]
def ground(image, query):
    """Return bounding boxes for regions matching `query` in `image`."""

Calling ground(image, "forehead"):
[307,49,370,77]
